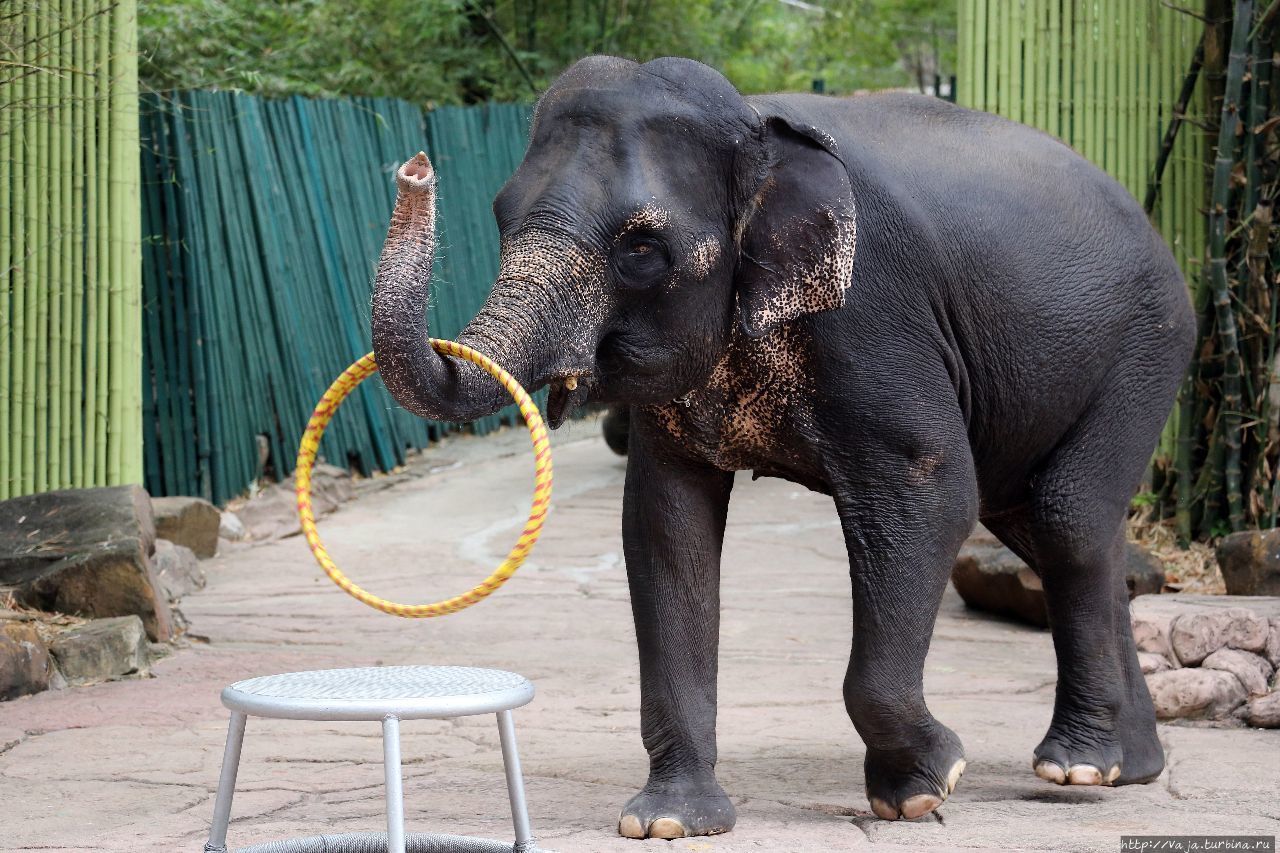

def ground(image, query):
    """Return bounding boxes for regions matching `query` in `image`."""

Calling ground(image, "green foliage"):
[139,0,957,105]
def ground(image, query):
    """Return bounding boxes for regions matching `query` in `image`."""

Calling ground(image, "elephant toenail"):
[648,818,687,839]
[618,814,645,838]
[947,759,967,794]
[901,793,943,819]
[1105,764,1121,784]
[1033,759,1067,784]
[1067,764,1103,785]
[870,796,899,820]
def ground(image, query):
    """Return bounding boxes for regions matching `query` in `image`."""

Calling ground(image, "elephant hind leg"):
[984,359,1180,787]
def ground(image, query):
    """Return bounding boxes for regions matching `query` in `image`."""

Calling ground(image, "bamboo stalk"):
[1146,34,1205,212]
[120,0,142,485]
[0,2,14,501]
[106,0,125,483]
[20,0,39,496]
[1079,0,1094,161]
[70,0,86,486]
[1061,0,1074,143]
[59,0,75,485]
[49,0,66,489]
[82,0,100,486]
[1002,0,1016,118]
[94,0,110,483]
[986,0,999,112]
[1207,0,1254,532]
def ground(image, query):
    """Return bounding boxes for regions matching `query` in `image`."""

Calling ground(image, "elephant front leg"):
[835,443,977,821]
[618,432,735,840]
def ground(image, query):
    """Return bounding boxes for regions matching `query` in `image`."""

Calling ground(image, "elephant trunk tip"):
[396,151,435,194]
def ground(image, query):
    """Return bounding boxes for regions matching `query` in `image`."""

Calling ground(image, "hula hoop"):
[294,341,553,617]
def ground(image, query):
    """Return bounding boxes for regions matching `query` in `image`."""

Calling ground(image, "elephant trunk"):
[371,153,586,425]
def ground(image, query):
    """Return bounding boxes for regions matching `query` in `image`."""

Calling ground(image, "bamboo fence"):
[958,0,1206,286]
[0,0,142,501]
[139,95,536,504]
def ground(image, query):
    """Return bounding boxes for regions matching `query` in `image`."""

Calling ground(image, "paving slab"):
[0,425,1277,852]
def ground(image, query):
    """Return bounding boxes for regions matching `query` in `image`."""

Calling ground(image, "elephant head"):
[371,56,857,429]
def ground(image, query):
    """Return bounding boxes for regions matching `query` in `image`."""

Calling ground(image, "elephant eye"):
[614,234,670,289]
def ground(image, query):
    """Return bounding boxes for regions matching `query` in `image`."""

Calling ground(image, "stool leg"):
[496,710,535,852]
[383,715,406,853]
[204,711,247,853]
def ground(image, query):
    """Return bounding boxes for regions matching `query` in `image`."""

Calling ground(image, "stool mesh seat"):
[203,666,541,853]
[222,666,535,720]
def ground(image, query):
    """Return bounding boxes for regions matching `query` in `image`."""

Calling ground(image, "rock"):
[1266,616,1280,668]
[1201,648,1274,697]
[1217,528,1280,595]
[219,510,247,542]
[1242,691,1280,728]
[1137,651,1173,674]
[1145,668,1248,720]
[48,616,150,687]
[1170,607,1269,665]
[0,622,51,701]
[151,496,221,558]
[237,464,354,541]
[151,539,205,602]
[951,533,1165,628]
[0,486,171,642]
[1131,595,1280,666]
[1123,546,1169,597]
[951,539,1048,628]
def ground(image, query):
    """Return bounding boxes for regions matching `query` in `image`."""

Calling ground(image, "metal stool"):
[203,666,538,853]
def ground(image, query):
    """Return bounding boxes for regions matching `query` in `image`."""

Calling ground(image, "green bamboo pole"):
[82,0,100,487]
[59,0,75,485]
[958,0,971,107]
[34,0,52,491]
[1078,0,1093,160]
[1207,0,1254,532]
[94,0,110,483]
[106,0,126,483]
[1047,0,1061,137]
[1060,0,1073,145]
[119,0,142,485]
[21,0,40,495]
[0,3,13,500]
[974,0,988,111]
[10,3,28,497]
[70,0,87,486]
[986,0,999,112]
[1003,0,1017,119]
[49,0,66,489]
[1103,0,1114,168]
[1117,0,1131,194]
[1013,0,1026,123]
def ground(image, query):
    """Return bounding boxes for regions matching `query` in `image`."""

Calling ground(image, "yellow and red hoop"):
[294,341,553,617]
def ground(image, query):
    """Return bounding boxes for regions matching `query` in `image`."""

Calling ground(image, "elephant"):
[370,56,1195,838]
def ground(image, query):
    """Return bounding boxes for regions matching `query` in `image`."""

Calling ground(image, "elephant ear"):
[735,114,858,339]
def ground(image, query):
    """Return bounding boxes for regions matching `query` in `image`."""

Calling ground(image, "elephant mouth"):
[546,374,590,429]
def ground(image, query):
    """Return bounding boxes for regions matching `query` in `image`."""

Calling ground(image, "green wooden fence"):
[139,94,535,504]
[0,0,143,501]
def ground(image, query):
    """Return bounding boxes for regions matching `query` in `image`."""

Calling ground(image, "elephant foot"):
[1033,704,1163,787]
[863,723,965,820]
[618,776,735,839]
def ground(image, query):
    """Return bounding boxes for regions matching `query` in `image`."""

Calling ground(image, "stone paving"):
[1,425,1278,852]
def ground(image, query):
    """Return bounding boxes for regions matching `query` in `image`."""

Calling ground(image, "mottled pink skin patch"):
[644,318,815,473]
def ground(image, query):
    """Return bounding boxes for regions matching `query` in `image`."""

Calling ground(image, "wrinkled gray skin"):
[371,57,1195,838]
